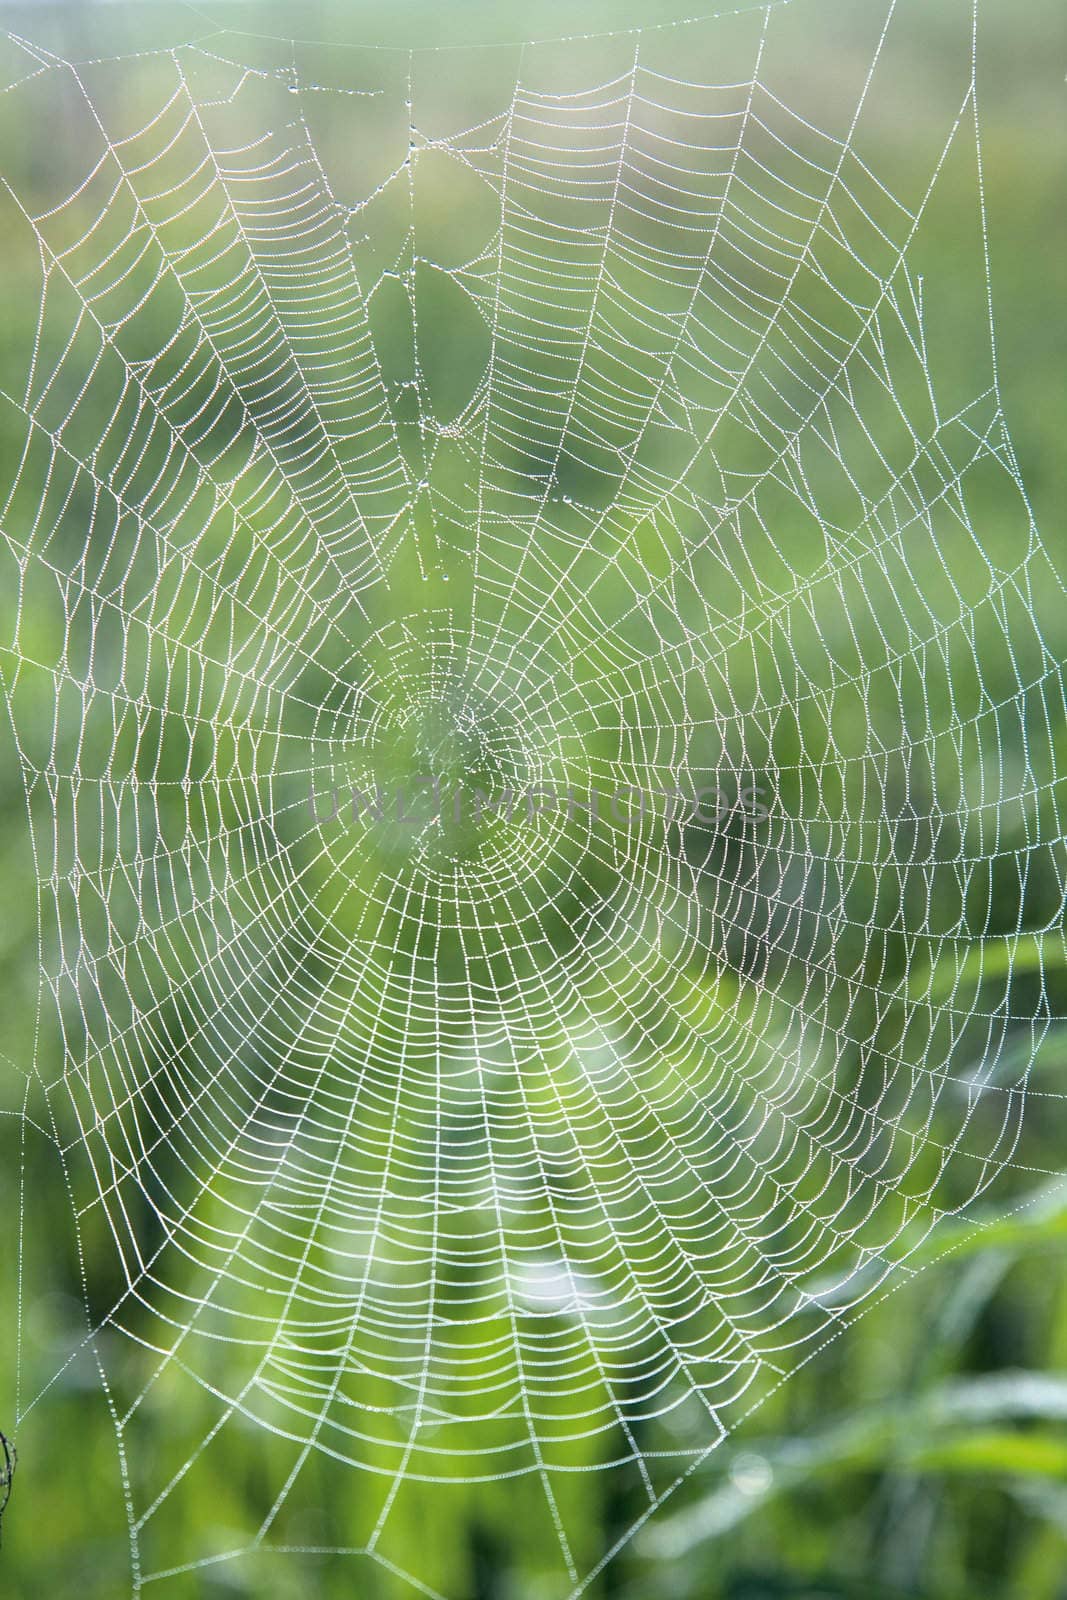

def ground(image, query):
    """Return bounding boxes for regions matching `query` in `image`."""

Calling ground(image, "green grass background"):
[0,2,1064,1597]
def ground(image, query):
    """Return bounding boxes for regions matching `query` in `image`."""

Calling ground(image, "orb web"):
[0,1,1064,1595]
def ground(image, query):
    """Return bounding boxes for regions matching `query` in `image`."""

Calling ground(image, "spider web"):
[0,0,1063,1594]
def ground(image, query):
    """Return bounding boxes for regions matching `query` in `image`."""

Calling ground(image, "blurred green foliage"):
[0,2,1063,1598]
